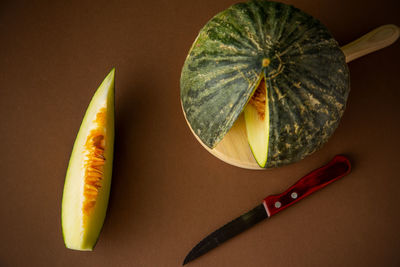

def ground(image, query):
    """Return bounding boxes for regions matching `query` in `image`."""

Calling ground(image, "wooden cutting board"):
[182,25,399,169]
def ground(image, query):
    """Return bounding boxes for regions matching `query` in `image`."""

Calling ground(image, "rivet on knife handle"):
[263,155,351,217]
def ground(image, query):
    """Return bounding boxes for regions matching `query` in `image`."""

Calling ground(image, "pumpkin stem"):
[262,58,270,67]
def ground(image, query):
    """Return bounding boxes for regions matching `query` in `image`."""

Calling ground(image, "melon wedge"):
[62,69,115,251]
[244,78,269,168]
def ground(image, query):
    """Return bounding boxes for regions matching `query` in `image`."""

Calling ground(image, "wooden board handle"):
[342,24,399,63]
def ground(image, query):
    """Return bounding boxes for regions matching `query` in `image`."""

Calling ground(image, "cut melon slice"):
[244,78,269,167]
[62,69,115,251]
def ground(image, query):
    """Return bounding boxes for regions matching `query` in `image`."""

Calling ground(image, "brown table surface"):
[1,0,399,266]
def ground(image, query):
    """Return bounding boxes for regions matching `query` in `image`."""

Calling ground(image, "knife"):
[183,155,351,265]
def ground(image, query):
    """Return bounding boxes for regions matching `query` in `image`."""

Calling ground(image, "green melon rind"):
[61,69,115,251]
[180,0,349,167]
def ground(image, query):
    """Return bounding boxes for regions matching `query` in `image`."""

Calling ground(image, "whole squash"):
[180,0,349,168]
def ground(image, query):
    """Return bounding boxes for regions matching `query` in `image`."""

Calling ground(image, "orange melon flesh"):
[62,69,115,251]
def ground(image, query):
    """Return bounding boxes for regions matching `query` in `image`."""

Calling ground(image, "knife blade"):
[183,155,351,265]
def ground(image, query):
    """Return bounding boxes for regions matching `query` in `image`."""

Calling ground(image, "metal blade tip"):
[183,253,193,265]
[181,204,268,265]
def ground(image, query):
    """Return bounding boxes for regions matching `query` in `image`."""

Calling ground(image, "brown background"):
[1,0,400,266]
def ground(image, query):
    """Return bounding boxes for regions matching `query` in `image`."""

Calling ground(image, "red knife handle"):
[263,155,351,217]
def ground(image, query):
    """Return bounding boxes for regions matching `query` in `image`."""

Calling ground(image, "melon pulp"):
[62,69,115,251]
[244,78,269,167]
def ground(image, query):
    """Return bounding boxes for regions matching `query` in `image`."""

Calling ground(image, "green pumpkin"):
[180,0,349,168]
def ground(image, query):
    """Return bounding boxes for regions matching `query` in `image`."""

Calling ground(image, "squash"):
[180,0,349,167]
[61,69,115,250]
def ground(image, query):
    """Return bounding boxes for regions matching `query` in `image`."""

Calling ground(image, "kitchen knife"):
[183,155,351,265]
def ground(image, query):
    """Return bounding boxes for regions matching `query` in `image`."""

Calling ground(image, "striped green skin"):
[180,0,349,168]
